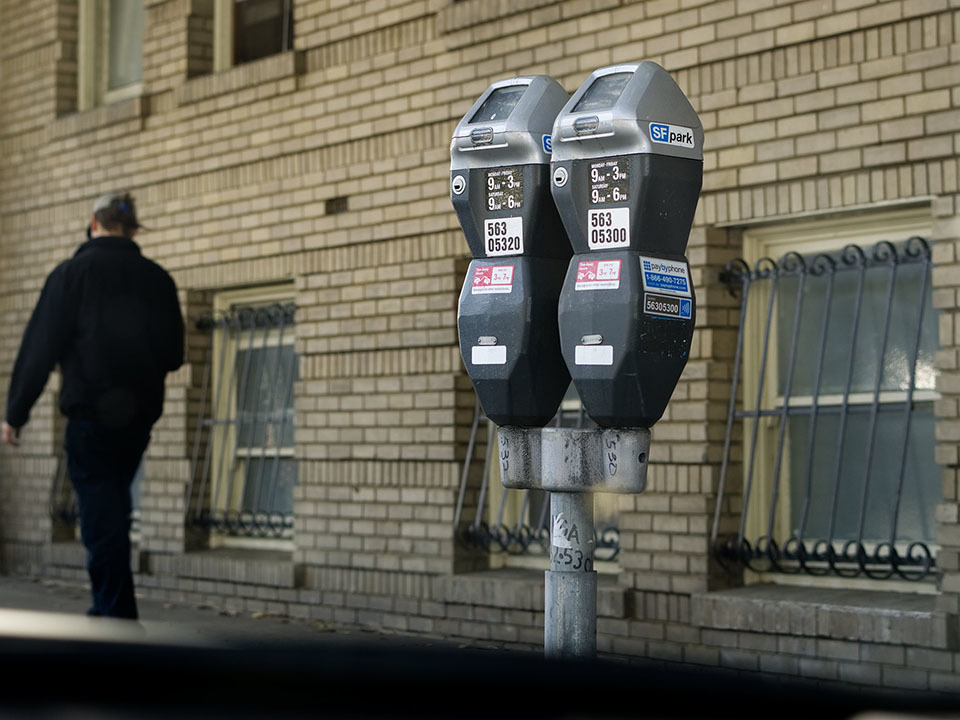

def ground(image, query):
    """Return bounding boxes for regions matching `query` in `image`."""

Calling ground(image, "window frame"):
[78,0,144,111]
[739,207,938,592]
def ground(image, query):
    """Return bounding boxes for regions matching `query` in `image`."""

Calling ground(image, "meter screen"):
[589,158,629,204]
[471,86,526,123]
[485,166,524,210]
[572,72,632,112]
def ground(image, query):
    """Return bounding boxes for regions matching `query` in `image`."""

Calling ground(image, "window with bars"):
[187,289,298,541]
[712,211,940,583]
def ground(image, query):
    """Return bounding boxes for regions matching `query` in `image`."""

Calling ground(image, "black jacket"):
[5,236,184,430]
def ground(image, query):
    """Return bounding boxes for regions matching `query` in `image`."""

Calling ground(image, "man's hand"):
[2,422,20,446]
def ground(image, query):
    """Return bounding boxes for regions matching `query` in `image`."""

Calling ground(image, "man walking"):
[2,192,184,619]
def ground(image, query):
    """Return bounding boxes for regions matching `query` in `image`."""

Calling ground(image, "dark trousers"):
[65,418,151,620]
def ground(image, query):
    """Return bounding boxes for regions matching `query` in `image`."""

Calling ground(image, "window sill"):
[50,96,146,140]
[691,584,957,650]
[153,548,300,588]
[175,50,302,107]
[436,567,629,618]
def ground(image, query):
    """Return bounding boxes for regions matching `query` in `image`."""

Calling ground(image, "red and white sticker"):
[575,259,622,291]
[471,265,514,294]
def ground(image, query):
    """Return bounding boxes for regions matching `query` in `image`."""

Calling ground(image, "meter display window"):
[471,86,527,123]
[572,72,632,113]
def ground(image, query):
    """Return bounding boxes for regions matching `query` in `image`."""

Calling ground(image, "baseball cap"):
[92,191,142,234]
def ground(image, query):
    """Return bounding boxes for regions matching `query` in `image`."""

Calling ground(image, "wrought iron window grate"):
[187,303,298,539]
[712,237,939,581]
[454,396,621,562]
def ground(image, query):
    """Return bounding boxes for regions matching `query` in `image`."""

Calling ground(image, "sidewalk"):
[2,574,957,719]
[0,573,476,651]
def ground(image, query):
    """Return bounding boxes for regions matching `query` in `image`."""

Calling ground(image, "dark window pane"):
[234,0,293,65]
[788,404,939,544]
[242,457,296,516]
[778,257,937,398]
[108,0,144,89]
[234,344,298,449]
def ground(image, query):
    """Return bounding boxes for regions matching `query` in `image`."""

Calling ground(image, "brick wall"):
[2,0,960,695]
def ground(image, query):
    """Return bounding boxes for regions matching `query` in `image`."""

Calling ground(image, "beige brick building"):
[2,0,960,695]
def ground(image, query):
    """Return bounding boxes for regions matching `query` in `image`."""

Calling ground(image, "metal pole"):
[545,490,596,659]
[500,425,647,660]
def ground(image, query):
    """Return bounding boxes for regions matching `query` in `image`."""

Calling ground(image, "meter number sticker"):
[484,217,524,256]
[643,293,692,320]
[589,158,629,204]
[485,167,523,211]
[471,265,514,294]
[587,208,630,249]
[575,259,621,291]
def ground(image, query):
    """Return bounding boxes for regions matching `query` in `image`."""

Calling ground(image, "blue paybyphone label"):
[639,256,691,297]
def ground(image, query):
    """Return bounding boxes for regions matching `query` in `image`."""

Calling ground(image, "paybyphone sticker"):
[575,259,621,291]
[639,256,691,297]
[471,265,514,294]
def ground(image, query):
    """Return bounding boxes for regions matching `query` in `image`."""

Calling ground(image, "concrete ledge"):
[152,549,299,589]
[175,51,302,106]
[692,584,958,650]
[50,96,146,140]
[436,568,629,617]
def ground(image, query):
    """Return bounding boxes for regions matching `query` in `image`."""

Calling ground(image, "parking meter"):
[452,76,572,427]
[551,62,703,427]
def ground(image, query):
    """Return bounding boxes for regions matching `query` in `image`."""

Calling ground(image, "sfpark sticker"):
[649,122,695,149]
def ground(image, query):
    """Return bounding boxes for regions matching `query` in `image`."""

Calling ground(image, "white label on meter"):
[587,208,630,249]
[472,345,507,365]
[575,345,614,366]
[484,217,524,256]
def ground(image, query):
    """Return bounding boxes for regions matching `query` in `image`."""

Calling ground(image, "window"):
[214,0,293,71]
[187,286,298,545]
[713,208,939,585]
[78,0,144,110]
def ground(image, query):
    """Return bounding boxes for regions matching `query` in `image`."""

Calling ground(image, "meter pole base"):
[544,491,596,660]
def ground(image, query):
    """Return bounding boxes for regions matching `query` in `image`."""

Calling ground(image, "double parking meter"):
[551,62,703,427]
[452,65,703,660]
[452,76,572,427]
